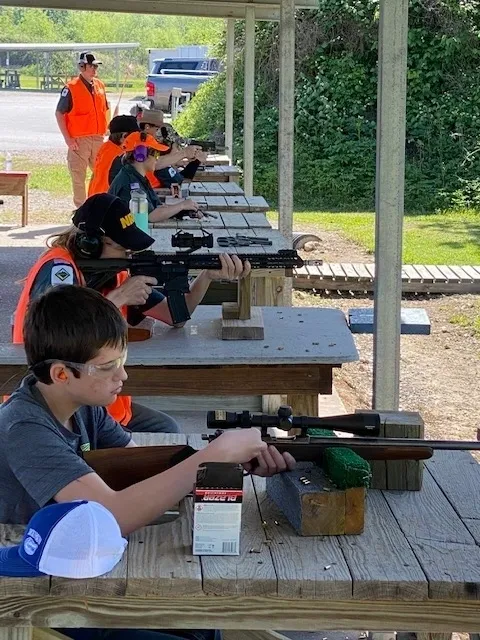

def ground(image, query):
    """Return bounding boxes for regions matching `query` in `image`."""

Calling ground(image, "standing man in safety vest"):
[55,52,109,209]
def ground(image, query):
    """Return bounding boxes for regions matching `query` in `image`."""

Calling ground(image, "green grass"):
[268,209,480,265]
[0,156,80,196]
[450,304,480,338]
[16,75,146,94]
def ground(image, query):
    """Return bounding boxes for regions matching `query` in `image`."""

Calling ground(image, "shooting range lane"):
[193,165,241,182]
[1,433,480,633]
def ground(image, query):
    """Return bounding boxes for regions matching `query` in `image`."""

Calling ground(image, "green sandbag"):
[307,428,372,489]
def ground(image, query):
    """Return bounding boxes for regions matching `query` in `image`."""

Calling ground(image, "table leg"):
[238,272,252,320]
[286,393,319,416]
[22,185,28,227]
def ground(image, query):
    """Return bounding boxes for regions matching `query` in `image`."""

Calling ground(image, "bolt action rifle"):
[76,248,303,326]
[83,407,480,491]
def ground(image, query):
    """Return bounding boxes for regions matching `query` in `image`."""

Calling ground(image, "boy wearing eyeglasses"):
[108,131,201,223]
[55,51,109,209]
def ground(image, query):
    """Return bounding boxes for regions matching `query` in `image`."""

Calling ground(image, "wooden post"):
[372,0,409,410]
[225,18,235,162]
[278,0,295,244]
[360,410,424,491]
[243,6,255,197]
[237,272,252,320]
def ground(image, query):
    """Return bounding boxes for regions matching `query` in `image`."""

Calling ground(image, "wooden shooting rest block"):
[270,410,425,536]
[221,272,265,340]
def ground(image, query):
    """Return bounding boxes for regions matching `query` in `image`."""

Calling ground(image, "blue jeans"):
[128,402,180,434]
[58,629,222,640]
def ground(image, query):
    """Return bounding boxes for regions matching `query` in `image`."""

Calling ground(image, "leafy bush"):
[175,0,480,213]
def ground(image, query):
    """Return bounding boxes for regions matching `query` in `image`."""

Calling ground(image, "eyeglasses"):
[39,352,127,378]
[147,149,162,159]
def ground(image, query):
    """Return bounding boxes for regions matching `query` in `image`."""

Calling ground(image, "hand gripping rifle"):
[83,407,480,491]
[76,248,303,326]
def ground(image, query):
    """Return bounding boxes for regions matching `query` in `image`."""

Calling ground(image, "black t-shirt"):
[108,164,161,213]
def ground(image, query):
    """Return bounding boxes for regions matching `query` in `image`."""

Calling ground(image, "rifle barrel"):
[270,436,480,461]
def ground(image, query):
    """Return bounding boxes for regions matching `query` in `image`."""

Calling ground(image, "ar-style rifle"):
[77,248,303,326]
[83,407,480,491]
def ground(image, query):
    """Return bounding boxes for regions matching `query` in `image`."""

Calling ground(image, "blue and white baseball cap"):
[0,501,127,578]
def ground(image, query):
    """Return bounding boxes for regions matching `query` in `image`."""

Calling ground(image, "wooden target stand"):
[221,273,265,340]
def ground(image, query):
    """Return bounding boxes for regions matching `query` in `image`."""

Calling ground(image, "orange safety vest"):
[88,139,122,197]
[65,76,108,139]
[12,247,132,426]
[146,171,162,189]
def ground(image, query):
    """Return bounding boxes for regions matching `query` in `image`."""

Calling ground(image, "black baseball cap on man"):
[78,52,102,66]
[72,193,154,252]
[109,115,139,135]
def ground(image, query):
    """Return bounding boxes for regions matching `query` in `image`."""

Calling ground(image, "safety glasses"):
[40,351,128,378]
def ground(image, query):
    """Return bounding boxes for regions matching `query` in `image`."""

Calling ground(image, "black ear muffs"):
[75,228,104,259]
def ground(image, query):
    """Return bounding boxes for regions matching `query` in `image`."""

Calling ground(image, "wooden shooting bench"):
[193,165,241,182]
[149,216,290,339]
[0,171,30,226]
[204,153,231,166]
[164,194,269,214]
[0,433,479,640]
[155,182,245,199]
[0,305,358,417]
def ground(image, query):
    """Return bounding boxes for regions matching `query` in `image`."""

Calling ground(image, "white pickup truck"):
[145,57,220,112]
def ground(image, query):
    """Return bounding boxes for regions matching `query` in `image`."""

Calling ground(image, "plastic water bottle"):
[5,152,12,171]
[129,191,139,217]
[134,190,149,233]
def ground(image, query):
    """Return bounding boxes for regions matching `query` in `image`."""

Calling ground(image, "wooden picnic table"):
[193,165,241,182]
[204,153,231,166]
[154,181,245,199]
[164,194,269,214]
[0,306,358,416]
[149,216,288,309]
[0,434,479,637]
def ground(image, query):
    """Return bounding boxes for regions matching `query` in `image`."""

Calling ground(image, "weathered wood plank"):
[126,433,203,597]
[413,265,435,283]
[0,527,50,597]
[252,476,352,600]
[187,435,277,596]
[426,451,480,523]
[424,265,448,282]
[351,263,372,281]
[2,596,480,632]
[342,263,361,280]
[461,266,480,281]
[448,266,473,283]
[219,212,250,228]
[383,470,480,599]
[329,263,347,280]
[245,196,270,212]
[244,213,272,229]
[436,265,461,282]
[403,265,421,281]
[338,491,428,600]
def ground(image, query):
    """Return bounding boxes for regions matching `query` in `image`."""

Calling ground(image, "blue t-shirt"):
[0,375,131,524]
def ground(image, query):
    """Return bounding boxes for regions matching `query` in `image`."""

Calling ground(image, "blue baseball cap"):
[0,501,127,578]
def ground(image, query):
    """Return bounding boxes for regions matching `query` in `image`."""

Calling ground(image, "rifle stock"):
[83,438,435,491]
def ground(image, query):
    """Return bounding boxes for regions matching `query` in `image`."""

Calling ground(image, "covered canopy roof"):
[0,0,318,20]
[0,43,140,52]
